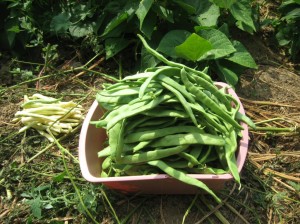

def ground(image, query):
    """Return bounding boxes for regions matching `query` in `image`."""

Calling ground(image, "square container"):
[79,82,249,194]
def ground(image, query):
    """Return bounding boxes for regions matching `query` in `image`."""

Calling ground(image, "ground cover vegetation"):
[0,0,299,223]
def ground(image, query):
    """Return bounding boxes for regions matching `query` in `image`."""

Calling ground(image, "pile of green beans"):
[93,35,255,203]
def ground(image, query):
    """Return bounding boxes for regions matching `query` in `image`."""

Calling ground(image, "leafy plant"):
[275,0,300,62]
[1,0,258,85]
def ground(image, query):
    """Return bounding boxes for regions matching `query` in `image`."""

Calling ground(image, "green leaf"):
[140,46,159,71]
[69,22,95,38]
[172,0,196,14]
[30,197,42,219]
[175,33,213,61]
[192,1,220,27]
[105,38,130,59]
[157,30,191,58]
[152,4,174,23]
[225,41,257,68]
[229,0,256,34]
[210,0,237,9]
[282,8,300,21]
[216,61,239,86]
[101,1,139,37]
[196,28,236,60]
[53,171,66,182]
[50,12,71,34]
[136,0,154,29]
[140,10,157,39]
[101,12,128,37]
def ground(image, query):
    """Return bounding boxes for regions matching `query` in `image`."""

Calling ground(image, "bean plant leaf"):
[209,0,237,8]
[157,30,191,58]
[175,33,213,61]
[192,0,220,27]
[196,28,236,60]
[229,0,256,34]
[225,40,257,68]
[216,61,239,86]
[141,46,159,71]
[136,0,154,29]
[152,4,174,23]
[50,12,71,34]
[101,1,138,37]
[172,0,196,14]
[105,38,130,59]
[140,11,157,39]
[69,22,96,38]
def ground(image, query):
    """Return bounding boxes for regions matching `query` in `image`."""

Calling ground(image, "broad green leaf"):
[276,27,292,46]
[140,46,159,71]
[229,0,256,34]
[196,28,236,60]
[101,1,139,37]
[225,41,257,68]
[101,12,128,37]
[157,30,191,58]
[216,61,239,86]
[136,0,154,29]
[210,0,237,9]
[152,4,174,23]
[140,10,157,39]
[105,38,130,59]
[50,12,71,34]
[192,1,220,27]
[172,0,196,14]
[69,22,95,38]
[175,33,213,61]
[282,8,300,21]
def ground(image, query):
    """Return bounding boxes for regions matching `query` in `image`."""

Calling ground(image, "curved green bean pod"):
[147,160,221,203]
[125,126,205,143]
[181,68,243,130]
[161,82,198,126]
[189,72,231,110]
[150,132,225,147]
[117,145,189,164]
[137,34,213,82]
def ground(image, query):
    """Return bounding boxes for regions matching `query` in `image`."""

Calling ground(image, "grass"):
[1,50,300,224]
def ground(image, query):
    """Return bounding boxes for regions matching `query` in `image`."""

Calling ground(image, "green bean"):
[161,82,198,126]
[165,160,190,169]
[102,156,112,170]
[188,145,203,167]
[179,152,199,167]
[141,109,188,118]
[122,71,155,80]
[187,167,227,175]
[198,146,213,164]
[147,160,221,203]
[189,72,231,110]
[223,124,240,185]
[125,126,205,143]
[150,132,225,148]
[181,68,243,130]
[235,111,256,129]
[98,146,111,158]
[157,74,195,103]
[137,34,213,82]
[117,145,189,164]
[107,93,172,130]
[139,67,178,98]
[188,102,227,133]
[109,119,125,162]
[132,140,152,153]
